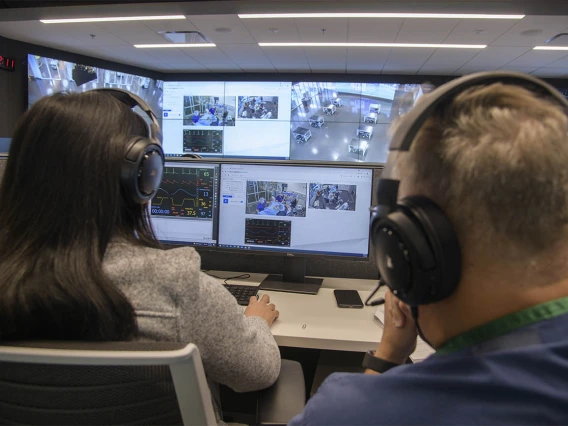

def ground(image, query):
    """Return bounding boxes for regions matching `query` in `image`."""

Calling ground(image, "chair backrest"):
[0,341,217,426]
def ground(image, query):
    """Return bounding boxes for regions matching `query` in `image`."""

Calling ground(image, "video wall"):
[162,81,292,159]
[163,80,430,163]
[27,54,163,122]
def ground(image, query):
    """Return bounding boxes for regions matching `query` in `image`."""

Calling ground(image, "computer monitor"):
[218,162,374,294]
[151,160,220,247]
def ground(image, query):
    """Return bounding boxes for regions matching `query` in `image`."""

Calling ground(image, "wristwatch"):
[362,350,401,373]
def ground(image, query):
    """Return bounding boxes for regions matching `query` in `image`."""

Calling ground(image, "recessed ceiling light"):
[239,13,524,20]
[215,27,233,33]
[135,43,216,48]
[40,15,186,24]
[259,42,486,49]
[534,46,568,50]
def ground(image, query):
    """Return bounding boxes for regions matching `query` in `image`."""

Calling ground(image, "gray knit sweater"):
[103,242,281,393]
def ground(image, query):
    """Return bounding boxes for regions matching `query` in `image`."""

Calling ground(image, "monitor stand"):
[259,257,323,295]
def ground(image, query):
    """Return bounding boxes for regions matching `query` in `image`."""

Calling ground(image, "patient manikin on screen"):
[151,161,219,246]
[218,163,373,258]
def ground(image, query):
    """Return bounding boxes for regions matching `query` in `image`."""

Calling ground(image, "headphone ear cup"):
[121,138,164,204]
[372,196,461,306]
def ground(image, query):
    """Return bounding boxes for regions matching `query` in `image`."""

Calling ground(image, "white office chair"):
[0,341,305,426]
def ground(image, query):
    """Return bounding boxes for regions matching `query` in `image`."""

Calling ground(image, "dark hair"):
[0,91,161,341]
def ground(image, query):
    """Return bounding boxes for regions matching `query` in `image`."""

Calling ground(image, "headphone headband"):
[372,71,568,306]
[94,88,162,144]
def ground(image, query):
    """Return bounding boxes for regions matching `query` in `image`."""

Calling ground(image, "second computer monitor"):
[218,163,373,258]
[151,160,219,247]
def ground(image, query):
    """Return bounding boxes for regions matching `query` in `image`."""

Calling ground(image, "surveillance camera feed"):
[27,54,163,120]
[290,82,430,163]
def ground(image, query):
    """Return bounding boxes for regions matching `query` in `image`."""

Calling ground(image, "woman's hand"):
[244,294,280,326]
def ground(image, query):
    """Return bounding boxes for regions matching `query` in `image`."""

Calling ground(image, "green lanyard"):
[437,296,568,355]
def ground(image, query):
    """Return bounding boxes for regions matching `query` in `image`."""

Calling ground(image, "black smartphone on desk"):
[334,289,364,308]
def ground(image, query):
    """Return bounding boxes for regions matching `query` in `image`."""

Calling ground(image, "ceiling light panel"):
[259,43,486,49]
[135,43,216,48]
[40,15,186,24]
[239,13,524,20]
[534,46,568,50]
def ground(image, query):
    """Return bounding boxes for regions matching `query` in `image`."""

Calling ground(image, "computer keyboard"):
[224,284,259,306]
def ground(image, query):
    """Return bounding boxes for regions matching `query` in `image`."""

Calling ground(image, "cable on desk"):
[203,271,251,285]
[365,275,385,306]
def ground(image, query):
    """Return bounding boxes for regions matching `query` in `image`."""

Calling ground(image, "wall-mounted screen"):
[162,80,432,163]
[162,81,292,159]
[290,82,427,163]
[27,54,163,123]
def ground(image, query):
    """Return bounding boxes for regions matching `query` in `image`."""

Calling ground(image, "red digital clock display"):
[0,56,16,72]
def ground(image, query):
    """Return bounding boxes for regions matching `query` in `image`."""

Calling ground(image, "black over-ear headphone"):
[370,71,568,307]
[94,88,165,204]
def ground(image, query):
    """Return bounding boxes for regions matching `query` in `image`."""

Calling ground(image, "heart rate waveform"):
[151,167,214,219]
[244,218,291,247]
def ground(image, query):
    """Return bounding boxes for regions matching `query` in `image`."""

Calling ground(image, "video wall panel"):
[27,54,163,124]
[163,80,430,163]
[162,81,292,159]
[289,82,426,163]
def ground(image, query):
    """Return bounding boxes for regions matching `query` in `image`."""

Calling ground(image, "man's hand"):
[376,290,417,364]
[244,294,280,326]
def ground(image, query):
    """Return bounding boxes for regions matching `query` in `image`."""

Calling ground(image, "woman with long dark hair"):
[0,91,281,395]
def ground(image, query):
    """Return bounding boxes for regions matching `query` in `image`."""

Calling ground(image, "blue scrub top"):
[290,297,568,425]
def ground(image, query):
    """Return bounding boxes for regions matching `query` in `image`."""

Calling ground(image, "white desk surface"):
[209,271,385,353]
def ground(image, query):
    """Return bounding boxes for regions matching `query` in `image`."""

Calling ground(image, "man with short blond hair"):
[290,81,568,425]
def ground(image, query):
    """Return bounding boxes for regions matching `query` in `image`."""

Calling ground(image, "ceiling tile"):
[294,18,348,43]
[347,18,403,43]
[504,50,568,68]
[460,46,530,69]
[491,16,568,47]
[261,47,309,67]
[419,49,480,73]
[497,65,540,74]
[444,19,518,44]
[204,63,243,72]
[186,14,256,44]
[94,22,166,44]
[142,18,199,33]
[454,65,498,75]
[180,47,234,64]
[346,48,390,70]
[241,18,301,43]
[396,19,459,43]
[305,47,347,72]
[385,48,435,68]
[531,68,568,78]
[547,55,568,68]
[418,68,460,75]
[44,23,129,46]
[218,44,269,63]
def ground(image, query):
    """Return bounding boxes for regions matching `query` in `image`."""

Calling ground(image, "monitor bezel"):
[163,156,382,262]
[154,159,221,251]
